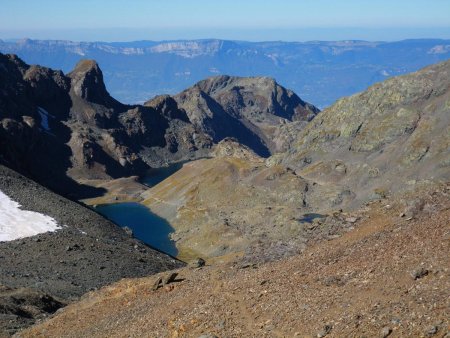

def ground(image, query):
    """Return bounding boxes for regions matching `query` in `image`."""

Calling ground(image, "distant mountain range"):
[1,38,450,108]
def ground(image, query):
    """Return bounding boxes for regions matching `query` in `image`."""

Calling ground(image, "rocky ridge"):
[0,53,316,198]
[173,75,319,155]
[283,58,450,206]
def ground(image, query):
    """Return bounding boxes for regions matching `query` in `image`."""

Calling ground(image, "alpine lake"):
[94,162,185,257]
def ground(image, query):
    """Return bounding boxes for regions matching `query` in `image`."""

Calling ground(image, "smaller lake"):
[141,162,185,187]
[298,213,326,223]
[95,203,178,257]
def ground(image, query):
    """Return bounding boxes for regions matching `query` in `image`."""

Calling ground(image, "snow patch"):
[37,107,56,134]
[0,189,61,242]
[37,107,52,131]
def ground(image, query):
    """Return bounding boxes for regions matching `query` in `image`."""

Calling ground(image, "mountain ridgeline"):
[0,53,317,197]
[1,38,450,108]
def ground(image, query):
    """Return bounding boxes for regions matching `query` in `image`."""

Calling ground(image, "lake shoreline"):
[78,162,189,259]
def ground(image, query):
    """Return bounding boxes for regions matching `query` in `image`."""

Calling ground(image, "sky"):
[1,0,450,42]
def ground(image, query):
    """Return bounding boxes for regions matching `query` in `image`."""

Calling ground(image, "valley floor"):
[19,184,450,337]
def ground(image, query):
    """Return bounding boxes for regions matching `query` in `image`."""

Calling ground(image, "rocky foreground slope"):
[19,183,450,337]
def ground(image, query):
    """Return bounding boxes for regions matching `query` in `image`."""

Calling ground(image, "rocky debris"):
[152,273,179,291]
[198,334,218,338]
[380,326,392,337]
[317,324,332,337]
[425,325,439,336]
[189,258,206,269]
[122,226,133,237]
[345,216,358,223]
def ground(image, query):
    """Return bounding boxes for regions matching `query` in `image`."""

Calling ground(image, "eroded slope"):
[20,184,450,337]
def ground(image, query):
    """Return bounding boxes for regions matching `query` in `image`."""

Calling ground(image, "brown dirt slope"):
[19,183,450,337]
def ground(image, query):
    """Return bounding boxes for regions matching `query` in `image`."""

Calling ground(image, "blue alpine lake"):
[95,202,178,257]
[94,162,186,257]
[141,162,185,187]
[298,213,326,223]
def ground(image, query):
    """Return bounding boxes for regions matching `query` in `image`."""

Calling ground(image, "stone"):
[317,324,332,337]
[425,325,439,336]
[380,326,392,337]
[152,277,163,291]
[162,272,178,286]
[410,267,429,280]
[189,258,206,268]
[123,226,133,237]
[153,272,179,291]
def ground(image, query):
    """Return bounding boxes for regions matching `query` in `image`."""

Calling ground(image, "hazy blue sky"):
[1,0,450,41]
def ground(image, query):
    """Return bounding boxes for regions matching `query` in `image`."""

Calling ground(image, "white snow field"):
[0,189,60,242]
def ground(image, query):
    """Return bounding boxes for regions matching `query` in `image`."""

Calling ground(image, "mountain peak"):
[67,59,116,106]
[71,59,99,73]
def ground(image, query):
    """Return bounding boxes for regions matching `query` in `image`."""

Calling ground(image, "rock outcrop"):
[283,58,450,206]
[0,285,64,336]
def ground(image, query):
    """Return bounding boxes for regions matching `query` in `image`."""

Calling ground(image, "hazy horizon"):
[2,31,450,44]
[2,0,450,42]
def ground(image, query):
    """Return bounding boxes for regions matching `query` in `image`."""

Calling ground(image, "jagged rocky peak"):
[0,54,27,81]
[67,59,117,106]
[173,75,320,155]
[2,53,29,74]
[192,75,320,121]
